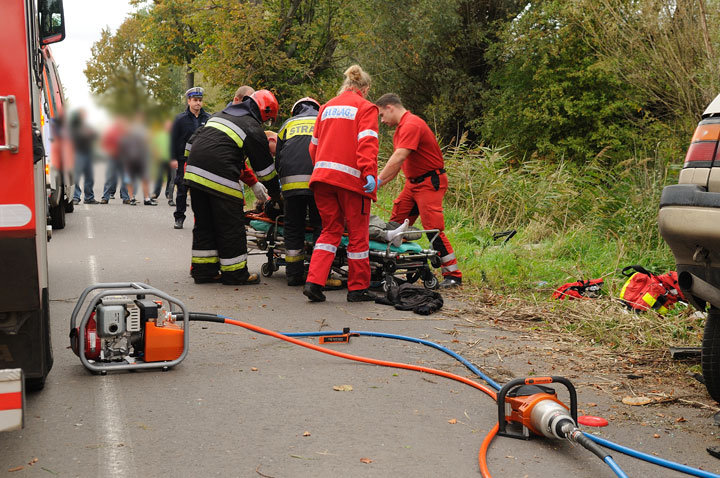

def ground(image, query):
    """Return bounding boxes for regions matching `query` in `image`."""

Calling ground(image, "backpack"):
[619,265,685,314]
[552,279,604,300]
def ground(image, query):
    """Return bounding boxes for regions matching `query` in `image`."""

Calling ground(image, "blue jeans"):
[73,152,95,201]
[102,158,129,200]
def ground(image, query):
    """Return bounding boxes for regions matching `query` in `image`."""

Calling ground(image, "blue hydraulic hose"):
[275,328,503,391]
[604,456,629,478]
[211,315,714,478]
[585,432,720,478]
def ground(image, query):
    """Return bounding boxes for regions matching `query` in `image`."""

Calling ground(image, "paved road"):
[1,170,719,477]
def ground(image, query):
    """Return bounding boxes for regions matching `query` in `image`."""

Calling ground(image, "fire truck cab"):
[0,0,66,431]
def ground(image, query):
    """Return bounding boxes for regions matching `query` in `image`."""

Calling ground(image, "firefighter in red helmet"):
[303,65,379,302]
[184,89,281,285]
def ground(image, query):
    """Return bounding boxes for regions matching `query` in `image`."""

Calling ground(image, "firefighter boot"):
[286,261,305,287]
[303,282,326,302]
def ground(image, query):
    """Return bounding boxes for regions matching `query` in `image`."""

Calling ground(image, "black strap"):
[621,265,654,277]
[409,168,446,184]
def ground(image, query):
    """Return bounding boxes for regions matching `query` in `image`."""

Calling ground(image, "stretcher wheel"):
[430,254,441,268]
[257,239,268,250]
[273,261,280,272]
[423,274,439,290]
[382,277,398,292]
[261,262,273,277]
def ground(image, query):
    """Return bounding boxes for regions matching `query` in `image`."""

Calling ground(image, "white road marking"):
[98,375,135,476]
[88,255,99,284]
[87,256,135,477]
[86,216,95,239]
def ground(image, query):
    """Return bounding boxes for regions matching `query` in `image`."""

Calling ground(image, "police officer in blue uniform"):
[171,87,211,229]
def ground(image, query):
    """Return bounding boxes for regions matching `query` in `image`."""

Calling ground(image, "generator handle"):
[497,376,577,436]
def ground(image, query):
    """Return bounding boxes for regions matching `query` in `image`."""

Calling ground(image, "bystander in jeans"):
[100,117,130,204]
[70,109,98,204]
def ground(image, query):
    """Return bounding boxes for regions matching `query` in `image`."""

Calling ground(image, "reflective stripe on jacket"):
[185,98,280,202]
[276,105,318,197]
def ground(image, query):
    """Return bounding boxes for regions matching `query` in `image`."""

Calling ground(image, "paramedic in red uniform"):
[376,93,462,288]
[303,65,379,303]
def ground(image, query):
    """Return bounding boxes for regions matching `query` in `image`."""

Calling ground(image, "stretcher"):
[245,212,442,290]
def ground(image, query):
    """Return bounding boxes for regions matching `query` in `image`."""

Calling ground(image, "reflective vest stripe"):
[186,165,244,193]
[185,142,192,151]
[314,161,361,178]
[206,119,246,149]
[185,172,244,199]
[192,249,219,257]
[254,164,277,181]
[357,129,378,141]
[347,250,369,260]
[314,243,337,253]
[285,253,305,263]
[280,174,311,191]
[192,256,219,264]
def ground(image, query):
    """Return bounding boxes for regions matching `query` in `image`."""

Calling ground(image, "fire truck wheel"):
[49,201,66,230]
[702,308,720,402]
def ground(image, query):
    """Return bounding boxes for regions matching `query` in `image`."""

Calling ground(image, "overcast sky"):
[51,0,134,126]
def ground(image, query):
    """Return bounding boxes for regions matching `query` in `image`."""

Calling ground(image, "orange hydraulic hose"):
[479,423,499,478]
[224,318,498,399]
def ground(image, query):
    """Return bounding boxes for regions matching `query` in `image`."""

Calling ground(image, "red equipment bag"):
[552,279,604,300]
[618,265,685,314]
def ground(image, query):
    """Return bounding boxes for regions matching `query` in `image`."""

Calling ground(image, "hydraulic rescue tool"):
[69,283,188,373]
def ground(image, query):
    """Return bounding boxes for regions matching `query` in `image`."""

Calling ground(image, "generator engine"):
[70,283,188,373]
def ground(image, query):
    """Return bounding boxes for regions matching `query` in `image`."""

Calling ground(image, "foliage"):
[352,0,528,141]
[84,15,184,119]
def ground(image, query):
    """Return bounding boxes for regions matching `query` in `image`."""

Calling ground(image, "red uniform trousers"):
[390,173,462,279]
[307,182,371,291]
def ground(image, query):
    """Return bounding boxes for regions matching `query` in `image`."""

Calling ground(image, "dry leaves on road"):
[448,418,457,424]
[333,384,353,392]
[8,466,24,472]
[303,431,311,437]
[360,457,373,464]
[622,396,652,406]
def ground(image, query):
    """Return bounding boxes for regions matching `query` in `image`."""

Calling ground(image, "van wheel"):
[49,201,66,230]
[702,308,720,402]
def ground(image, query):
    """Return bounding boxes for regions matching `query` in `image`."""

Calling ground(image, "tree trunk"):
[185,70,194,90]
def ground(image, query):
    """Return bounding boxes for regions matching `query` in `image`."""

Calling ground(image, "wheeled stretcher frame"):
[245,213,442,290]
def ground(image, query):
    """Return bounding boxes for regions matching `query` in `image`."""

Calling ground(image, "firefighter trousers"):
[307,182,370,291]
[390,174,462,279]
[284,195,321,281]
[189,188,250,284]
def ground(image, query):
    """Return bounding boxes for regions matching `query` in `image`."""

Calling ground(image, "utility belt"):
[408,168,446,190]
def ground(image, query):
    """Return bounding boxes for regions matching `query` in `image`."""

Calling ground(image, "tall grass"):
[373,139,682,291]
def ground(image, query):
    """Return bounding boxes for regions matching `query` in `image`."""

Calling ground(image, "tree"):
[352,0,528,141]
[84,16,184,119]
[481,1,643,162]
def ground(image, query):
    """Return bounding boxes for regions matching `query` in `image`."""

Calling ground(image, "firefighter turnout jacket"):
[276,103,319,198]
[185,98,281,202]
[308,90,379,201]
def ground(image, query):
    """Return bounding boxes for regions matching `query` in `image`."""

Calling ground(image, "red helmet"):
[251,90,279,122]
[291,97,320,116]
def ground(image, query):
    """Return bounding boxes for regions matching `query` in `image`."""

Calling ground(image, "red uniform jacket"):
[308,90,379,200]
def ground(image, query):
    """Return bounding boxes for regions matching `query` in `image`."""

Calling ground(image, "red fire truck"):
[0,0,66,431]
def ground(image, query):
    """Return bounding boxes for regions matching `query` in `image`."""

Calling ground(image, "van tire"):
[702,308,720,402]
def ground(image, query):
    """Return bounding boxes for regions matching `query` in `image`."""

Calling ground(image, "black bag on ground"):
[375,282,443,315]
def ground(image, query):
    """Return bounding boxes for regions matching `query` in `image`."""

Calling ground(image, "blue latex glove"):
[363,175,377,193]
[377,178,383,188]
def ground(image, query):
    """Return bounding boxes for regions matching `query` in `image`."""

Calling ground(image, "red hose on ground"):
[222,317,500,476]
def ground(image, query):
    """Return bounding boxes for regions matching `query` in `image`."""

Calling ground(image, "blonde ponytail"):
[339,64,371,95]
